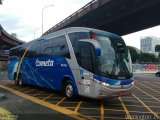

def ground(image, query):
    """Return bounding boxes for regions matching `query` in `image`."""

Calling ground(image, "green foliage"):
[140,52,160,62]
[155,45,160,52]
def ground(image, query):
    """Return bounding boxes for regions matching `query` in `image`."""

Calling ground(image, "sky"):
[1,0,160,49]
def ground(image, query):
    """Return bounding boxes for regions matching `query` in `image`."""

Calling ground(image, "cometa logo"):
[36,59,54,67]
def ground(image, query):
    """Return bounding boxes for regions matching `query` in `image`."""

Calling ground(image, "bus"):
[8,27,134,99]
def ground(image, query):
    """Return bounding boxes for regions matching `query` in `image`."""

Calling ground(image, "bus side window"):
[44,47,53,56]
[52,35,71,58]
[41,39,53,56]
[68,32,90,51]
[68,32,90,60]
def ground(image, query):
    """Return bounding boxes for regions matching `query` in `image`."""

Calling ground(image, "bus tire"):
[64,80,75,99]
[14,73,18,86]
[17,75,23,87]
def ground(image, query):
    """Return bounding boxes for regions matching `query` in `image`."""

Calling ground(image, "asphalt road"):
[0,73,160,120]
[133,73,160,82]
[0,81,75,120]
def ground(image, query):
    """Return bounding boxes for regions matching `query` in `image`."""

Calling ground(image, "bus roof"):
[10,27,122,51]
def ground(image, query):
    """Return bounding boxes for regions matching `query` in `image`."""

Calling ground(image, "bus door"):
[77,40,99,97]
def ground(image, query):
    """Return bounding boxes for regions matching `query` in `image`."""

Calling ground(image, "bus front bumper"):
[93,81,134,99]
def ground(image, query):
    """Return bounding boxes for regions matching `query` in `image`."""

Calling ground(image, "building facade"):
[140,36,160,56]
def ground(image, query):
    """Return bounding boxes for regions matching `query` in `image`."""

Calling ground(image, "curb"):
[0,93,6,101]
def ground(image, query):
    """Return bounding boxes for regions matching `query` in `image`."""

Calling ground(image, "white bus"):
[8,27,134,99]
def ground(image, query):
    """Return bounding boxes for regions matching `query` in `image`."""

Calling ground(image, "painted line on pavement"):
[139,81,160,89]
[135,86,160,103]
[56,97,66,106]
[132,94,160,119]
[136,81,160,93]
[118,97,133,120]
[0,85,95,120]
[74,100,82,113]
[100,101,104,120]
[0,107,15,120]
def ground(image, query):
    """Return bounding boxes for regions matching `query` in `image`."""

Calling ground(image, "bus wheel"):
[14,74,18,86]
[17,75,23,87]
[64,81,75,99]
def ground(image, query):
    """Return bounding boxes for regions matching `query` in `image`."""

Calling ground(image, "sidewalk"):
[133,71,157,74]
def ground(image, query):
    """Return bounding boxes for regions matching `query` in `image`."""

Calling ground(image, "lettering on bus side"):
[35,59,54,67]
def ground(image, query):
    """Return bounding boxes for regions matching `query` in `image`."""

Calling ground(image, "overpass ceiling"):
[44,0,160,36]
[0,25,24,53]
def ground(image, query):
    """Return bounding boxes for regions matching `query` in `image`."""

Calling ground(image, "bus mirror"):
[79,39,101,57]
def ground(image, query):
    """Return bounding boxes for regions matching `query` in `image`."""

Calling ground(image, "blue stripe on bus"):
[8,56,79,95]
[94,74,133,85]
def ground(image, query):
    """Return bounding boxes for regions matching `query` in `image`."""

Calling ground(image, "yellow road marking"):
[135,86,160,102]
[88,116,125,119]
[132,94,160,119]
[32,91,45,97]
[0,107,15,120]
[104,108,124,112]
[74,100,82,113]
[118,97,133,120]
[56,97,66,106]
[124,99,160,104]
[23,89,35,94]
[78,107,125,111]
[60,101,80,103]
[100,101,104,120]
[104,116,126,119]
[140,81,160,89]
[0,85,95,120]
[136,81,160,93]
[121,99,140,103]
[42,94,54,101]
[79,107,100,110]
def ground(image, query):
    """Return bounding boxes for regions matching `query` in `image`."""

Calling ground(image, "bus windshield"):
[95,34,133,80]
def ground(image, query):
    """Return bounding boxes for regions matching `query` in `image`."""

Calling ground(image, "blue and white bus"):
[8,27,134,99]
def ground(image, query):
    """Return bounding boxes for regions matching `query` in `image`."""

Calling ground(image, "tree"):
[155,45,160,57]
[155,45,160,52]
[140,52,159,63]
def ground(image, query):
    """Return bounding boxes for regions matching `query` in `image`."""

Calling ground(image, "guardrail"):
[43,0,111,35]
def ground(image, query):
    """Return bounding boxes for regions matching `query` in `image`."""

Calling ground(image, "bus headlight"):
[93,79,110,87]
[131,81,134,86]
[100,82,110,87]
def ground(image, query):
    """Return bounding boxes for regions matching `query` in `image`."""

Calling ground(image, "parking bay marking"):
[56,97,66,106]
[138,80,160,89]
[74,100,83,113]
[32,91,46,97]
[118,97,133,120]
[135,86,160,103]
[136,81,160,94]
[2,82,160,120]
[0,85,95,120]
[0,107,15,120]
[132,94,160,119]
[100,101,104,120]
[23,89,36,94]
[42,94,54,101]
